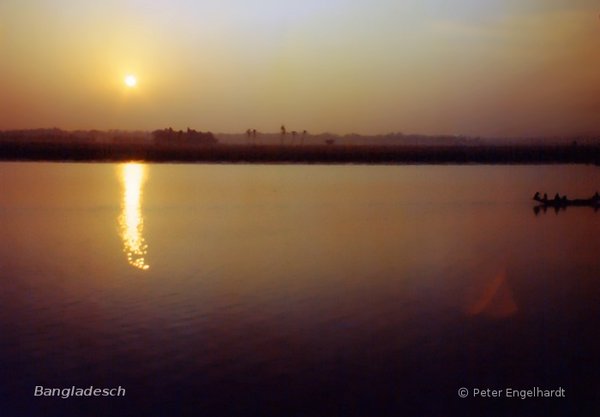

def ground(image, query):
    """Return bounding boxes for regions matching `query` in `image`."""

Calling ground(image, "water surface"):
[1,162,599,416]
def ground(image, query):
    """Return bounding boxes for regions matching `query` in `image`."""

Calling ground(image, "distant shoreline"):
[1,140,600,165]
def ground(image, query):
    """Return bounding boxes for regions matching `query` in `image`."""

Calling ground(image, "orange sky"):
[1,0,599,136]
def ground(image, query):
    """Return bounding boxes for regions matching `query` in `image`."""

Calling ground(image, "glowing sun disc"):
[124,75,137,87]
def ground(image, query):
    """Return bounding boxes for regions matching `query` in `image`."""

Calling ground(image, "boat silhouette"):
[533,192,600,208]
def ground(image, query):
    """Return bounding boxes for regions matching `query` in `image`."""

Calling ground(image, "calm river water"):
[1,162,599,416]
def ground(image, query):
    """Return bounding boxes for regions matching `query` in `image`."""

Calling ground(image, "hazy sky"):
[1,0,599,136]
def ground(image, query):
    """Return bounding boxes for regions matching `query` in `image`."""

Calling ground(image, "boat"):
[533,192,600,208]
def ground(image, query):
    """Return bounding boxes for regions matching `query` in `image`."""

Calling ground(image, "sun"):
[124,75,137,88]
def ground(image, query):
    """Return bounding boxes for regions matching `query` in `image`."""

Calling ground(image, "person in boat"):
[554,193,561,202]
[543,193,548,202]
[593,192,600,202]
[533,192,541,201]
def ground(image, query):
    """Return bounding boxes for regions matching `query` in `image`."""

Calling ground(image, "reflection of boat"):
[533,192,600,208]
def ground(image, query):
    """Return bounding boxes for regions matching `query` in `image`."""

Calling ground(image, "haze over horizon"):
[1,1,599,137]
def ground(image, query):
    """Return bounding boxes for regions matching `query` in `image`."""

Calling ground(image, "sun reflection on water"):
[119,163,149,270]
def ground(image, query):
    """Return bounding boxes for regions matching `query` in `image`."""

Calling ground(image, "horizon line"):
[1,127,600,141]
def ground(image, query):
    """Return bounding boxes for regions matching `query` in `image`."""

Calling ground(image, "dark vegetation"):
[152,128,216,144]
[1,129,599,165]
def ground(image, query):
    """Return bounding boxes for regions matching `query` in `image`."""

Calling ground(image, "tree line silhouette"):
[244,125,310,145]
[152,128,216,144]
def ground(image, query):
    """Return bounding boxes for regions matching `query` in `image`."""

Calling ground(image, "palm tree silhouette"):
[280,125,286,145]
